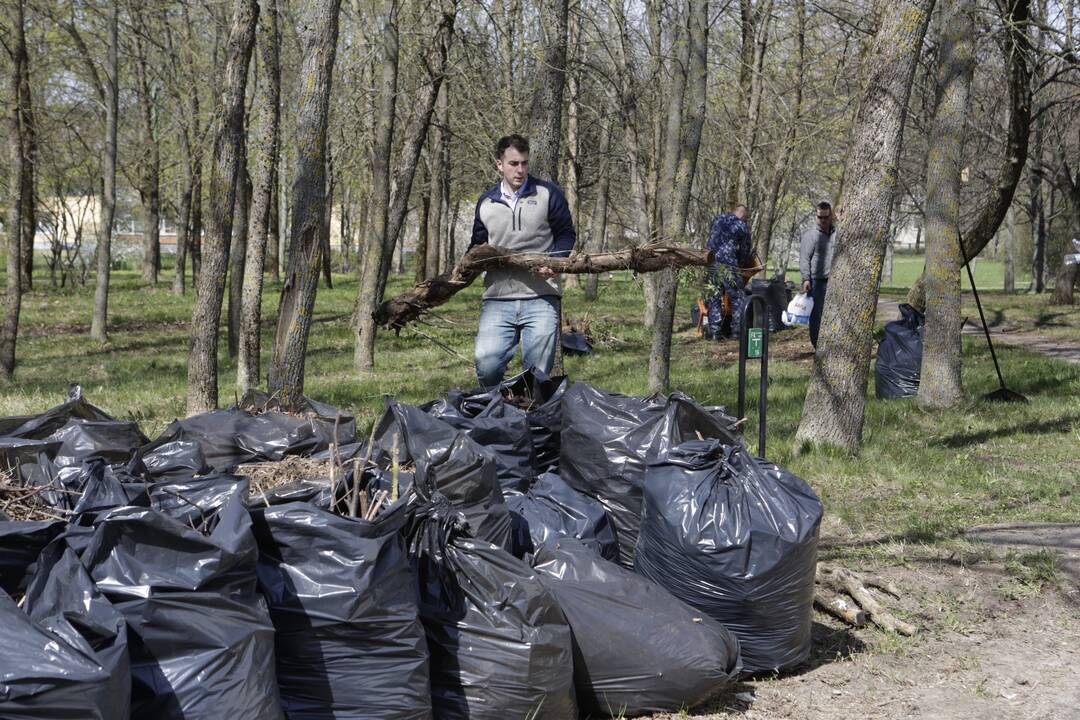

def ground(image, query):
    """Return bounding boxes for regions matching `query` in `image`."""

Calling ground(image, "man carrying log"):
[467,134,576,387]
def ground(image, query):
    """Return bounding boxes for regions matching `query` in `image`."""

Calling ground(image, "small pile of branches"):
[0,467,71,522]
[235,456,336,499]
[814,562,916,635]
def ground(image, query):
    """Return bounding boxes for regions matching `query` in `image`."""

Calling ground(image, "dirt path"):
[655,525,1080,720]
[876,299,1080,366]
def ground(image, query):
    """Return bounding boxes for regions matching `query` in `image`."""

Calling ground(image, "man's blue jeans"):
[475,296,560,388]
[809,278,828,348]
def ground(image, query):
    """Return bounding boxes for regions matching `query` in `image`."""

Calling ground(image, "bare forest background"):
[1,0,1079,454]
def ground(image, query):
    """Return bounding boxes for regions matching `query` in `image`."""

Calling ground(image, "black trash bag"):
[0,520,65,596]
[12,539,132,719]
[49,417,149,470]
[69,459,149,519]
[561,330,593,356]
[134,440,210,479]
[875,303,925,399]
[533,538,741,717]
[560,383,742,566]
[0,385,117,440]
[635,440,822,674]
[251,501,431,720]
[423,392,535,492]
[405,493,577,720]
[489,369,566,475]
[82,476,285,720]
[372,401,513,552]
[234,389,358,452]
[145,396,357,473]
[0,437,61,472]
[505,472,619,561]
[748,277,789,332]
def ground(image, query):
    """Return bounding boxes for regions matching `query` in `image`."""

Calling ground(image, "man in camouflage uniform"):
[704,204,753,339]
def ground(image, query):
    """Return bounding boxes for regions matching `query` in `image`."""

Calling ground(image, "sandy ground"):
[647,523,1080,720]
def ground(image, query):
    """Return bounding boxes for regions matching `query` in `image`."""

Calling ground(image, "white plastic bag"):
[782,293,814,327]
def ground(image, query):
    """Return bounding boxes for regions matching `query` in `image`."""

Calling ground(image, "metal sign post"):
[737,296,770,457]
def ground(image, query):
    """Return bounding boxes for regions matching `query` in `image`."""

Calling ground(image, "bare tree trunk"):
[190,161,203,283]
[756,0,804,265]
[584,117,613,301]
[919,0,975,409]
[497,0,518,128]
[90,1,119,343]
[134,20,160,285]
[320,144,334,288]
[267,162,280,279]
[414,161,431,284]
[228,147,251,357]
[186,0,258,414]
[1004,207,1016,292]
[1050,161,1079,304]
[267,0,343,408]
[428,81,449,278]
[648,0,707,393]
[527,0,569,182]
[795,0,933,453]
[352,3,399,373]
[2,0,31,378]
[174,176,192,295]
[355,7,454,371]
[16,16,35,294]
[906,0,1031,308]
[1032,157,1046,292]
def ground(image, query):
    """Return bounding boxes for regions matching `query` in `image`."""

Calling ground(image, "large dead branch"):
[375,244,713,330]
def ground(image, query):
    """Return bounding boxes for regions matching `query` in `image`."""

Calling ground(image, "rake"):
[958,230,1028,404]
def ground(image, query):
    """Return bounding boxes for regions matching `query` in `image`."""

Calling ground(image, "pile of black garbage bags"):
[0,374,823,719]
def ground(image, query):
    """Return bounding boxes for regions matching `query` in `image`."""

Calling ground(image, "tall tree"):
[527,0,569,181]
[186,0,259,414]
[2,0,32,378]
[267,0,344,407]
[353,4,455,372]
[648,0,708,393]
[90,0,119,343]
[919,0,976,408]
[238,0,282,393]
[133,8,161,285]
[352,0,399,373]
[795,0,934,452]
[906,0,1032,308]
[228,147,251,356]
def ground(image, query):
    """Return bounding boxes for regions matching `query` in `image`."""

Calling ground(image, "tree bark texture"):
[428,81,449,279]
[919,0,975,409]
[648,0,708,394]
[16,14,35,293]
[267,0,343,408]
[186,0,258,414]
[237,0,281,393]
[795,0,933,453]
[2,0,31,378]
[527,0,569,182]
[906,0,1031,309]
[90,1,119,343]
[352,4,399,373]
[228,150,251,357]
[376,244,714,331]
[134,22,161,285]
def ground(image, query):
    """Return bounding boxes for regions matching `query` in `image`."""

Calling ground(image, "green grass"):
[2,261,1079,550]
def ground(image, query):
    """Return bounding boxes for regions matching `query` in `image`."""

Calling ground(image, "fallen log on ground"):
[375,244,714,331]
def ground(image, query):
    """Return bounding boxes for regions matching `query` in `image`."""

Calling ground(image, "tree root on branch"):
[815,563,916,635]
[374,244,713,331]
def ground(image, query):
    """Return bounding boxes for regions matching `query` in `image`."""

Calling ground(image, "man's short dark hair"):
[495,134,530,159]
[817,201,832,212]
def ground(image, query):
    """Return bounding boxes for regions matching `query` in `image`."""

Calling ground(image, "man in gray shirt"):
[799,201,836,348]
[468,134,576,386]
